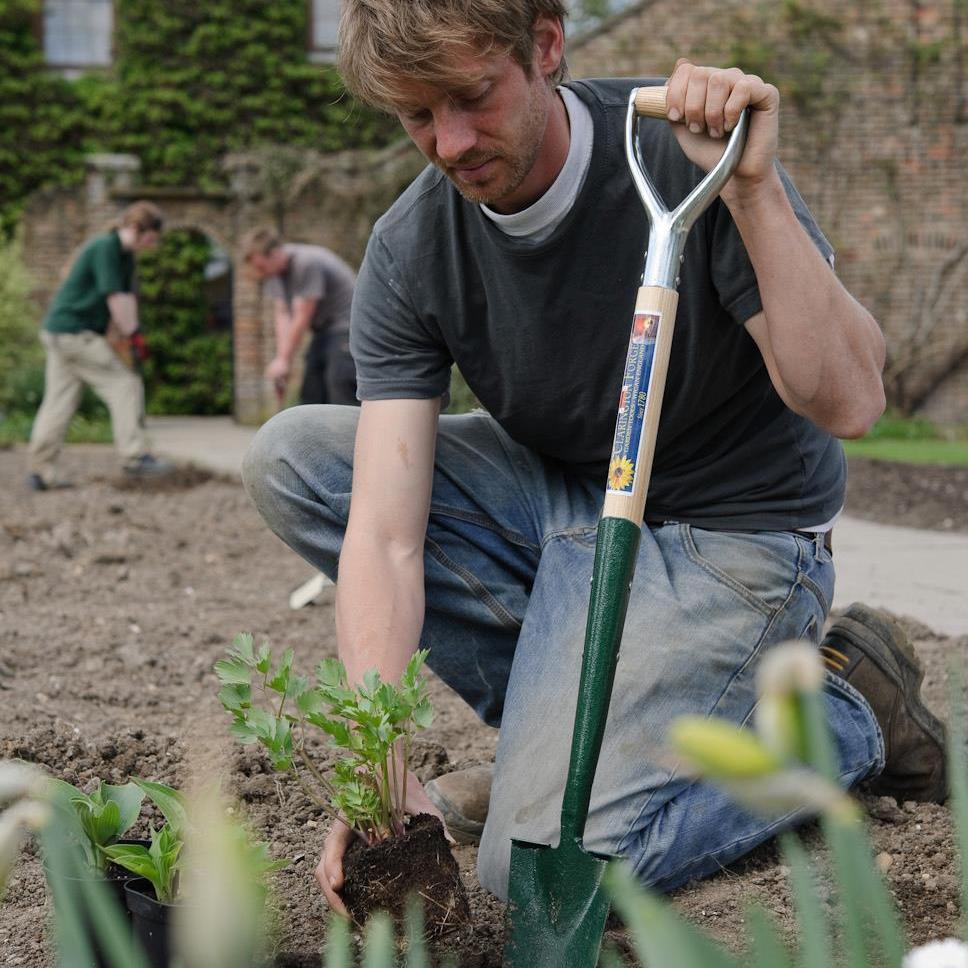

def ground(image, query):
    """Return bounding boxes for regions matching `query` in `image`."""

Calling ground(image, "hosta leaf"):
[100,782,145,838]
[133,780,188,837]
[102,843,158,883]
[78,799,121,848]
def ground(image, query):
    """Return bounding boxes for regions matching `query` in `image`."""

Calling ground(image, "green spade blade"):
[506,834,613,968]
[504,517,639,967]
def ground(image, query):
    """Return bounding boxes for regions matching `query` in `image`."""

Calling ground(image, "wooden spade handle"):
[601,285,680,524]
[633,86,669,119]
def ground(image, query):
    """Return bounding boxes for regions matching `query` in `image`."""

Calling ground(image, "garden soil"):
[1,445,966,966]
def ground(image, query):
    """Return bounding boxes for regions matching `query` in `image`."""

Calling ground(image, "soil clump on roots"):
[341,813,471,936]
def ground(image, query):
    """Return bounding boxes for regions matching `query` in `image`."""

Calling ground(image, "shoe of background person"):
[26,473,74,491]
[821,602,947,803]
[425,764,493,845]
[123,454,174,478]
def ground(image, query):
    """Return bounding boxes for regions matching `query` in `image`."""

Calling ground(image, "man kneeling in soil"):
[243,0,947,912]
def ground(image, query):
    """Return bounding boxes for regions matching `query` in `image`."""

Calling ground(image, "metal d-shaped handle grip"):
[626,87,750,288]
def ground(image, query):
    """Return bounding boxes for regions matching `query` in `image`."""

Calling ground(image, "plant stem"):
[402,735,410,822]
[290,755,343,826]
[294,748,339,803]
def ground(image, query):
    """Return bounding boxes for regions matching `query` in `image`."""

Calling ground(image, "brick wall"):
[22,3,966,423]
[570,0,968,424]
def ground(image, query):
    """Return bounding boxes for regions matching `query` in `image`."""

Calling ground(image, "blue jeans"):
[243,406,884,900]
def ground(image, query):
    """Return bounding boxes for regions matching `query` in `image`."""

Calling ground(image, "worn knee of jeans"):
[241,406,356,579]
[241,409,301,530]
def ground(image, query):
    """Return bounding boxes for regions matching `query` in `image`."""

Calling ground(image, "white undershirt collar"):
[480,86,593,243]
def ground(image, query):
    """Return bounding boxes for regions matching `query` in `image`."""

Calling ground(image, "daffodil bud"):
[756,641,824,762]
[668,716,783,780]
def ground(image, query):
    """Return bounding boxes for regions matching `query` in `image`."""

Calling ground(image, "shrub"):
[137,229,232,415]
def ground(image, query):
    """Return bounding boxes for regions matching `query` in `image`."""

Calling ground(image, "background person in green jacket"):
[27,201,173,490]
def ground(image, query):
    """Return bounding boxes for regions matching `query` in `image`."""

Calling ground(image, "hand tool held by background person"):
[505,86,750,967]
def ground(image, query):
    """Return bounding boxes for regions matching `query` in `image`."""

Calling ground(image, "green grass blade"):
[801,684,905,965]
[743,902,792,967]
[322,913,352,968]
[821,816,905,968]
[598,944,627,968]
[605,862,740,968]
[947,668,968,942]
[362,912,395,968]
[41,805,148,968]
[780,833,832,968]
[404,897,428,968]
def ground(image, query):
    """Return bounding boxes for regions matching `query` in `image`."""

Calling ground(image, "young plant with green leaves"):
[216,633,435,842]
[45,778,145,875]
[100,778,186,903]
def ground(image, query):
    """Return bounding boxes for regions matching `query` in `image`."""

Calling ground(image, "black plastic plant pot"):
[44,839,150,968]
[124,877,179,968]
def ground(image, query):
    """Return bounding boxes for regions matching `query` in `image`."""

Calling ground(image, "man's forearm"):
[273,306,291,356]
[334,532,426,687]
[726,170,886,437]
[280,313,312,363]
[106,293,139,336]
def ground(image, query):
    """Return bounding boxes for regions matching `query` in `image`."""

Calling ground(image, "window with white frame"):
[43,0,113,69]
[309,0,340,62]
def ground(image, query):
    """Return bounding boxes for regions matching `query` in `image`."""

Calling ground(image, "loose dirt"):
[1,444,965,965]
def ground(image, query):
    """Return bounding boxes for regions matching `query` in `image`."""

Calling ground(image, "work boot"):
[821,603,947,803]
[123,454,174,478]
[26,473,74,491]
[425,764,493,845]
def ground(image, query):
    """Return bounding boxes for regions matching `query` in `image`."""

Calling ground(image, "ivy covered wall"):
[0,0,87,235]
[2,0,396,230]
[78,0,396,190]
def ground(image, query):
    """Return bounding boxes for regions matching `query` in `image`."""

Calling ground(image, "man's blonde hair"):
[119,201,164,234]
[339,0,568,110]
[240,226,283,262]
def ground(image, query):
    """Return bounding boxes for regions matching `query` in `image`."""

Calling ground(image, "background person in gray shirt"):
[243,227,358,406]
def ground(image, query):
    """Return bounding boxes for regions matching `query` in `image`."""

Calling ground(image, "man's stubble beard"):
[440,87,550,209]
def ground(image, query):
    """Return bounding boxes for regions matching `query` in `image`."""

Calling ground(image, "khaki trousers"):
[28,330,149,482]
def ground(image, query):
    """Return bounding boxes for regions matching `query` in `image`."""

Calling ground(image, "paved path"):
[149,415,968,636]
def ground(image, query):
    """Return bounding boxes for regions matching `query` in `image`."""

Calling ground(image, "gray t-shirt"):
[351,77,845,532]
[265,243,356,336]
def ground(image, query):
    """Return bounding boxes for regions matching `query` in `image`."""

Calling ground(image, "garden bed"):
[1,445,965,964]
